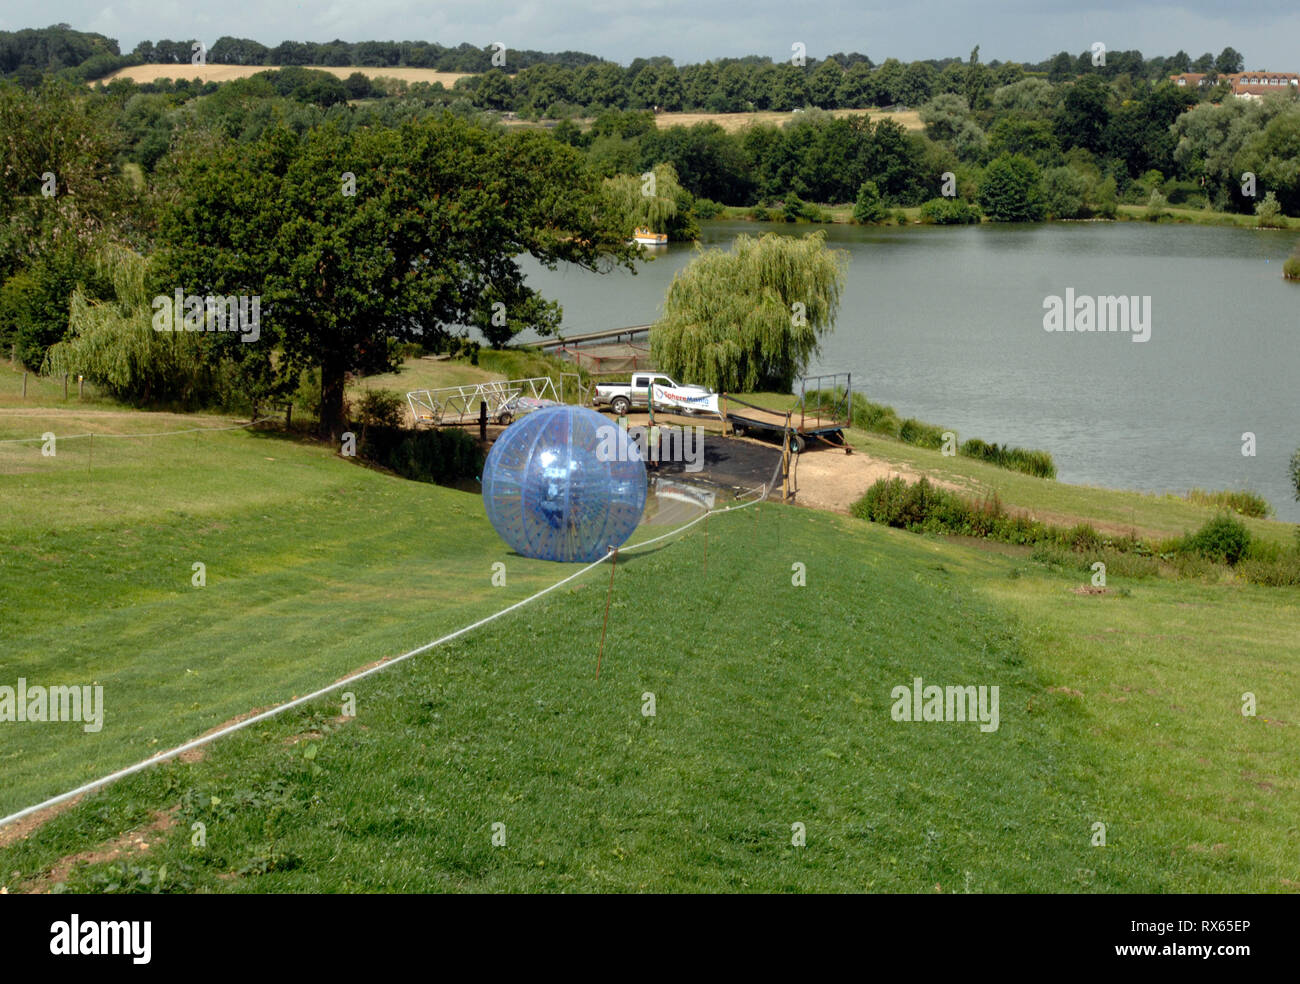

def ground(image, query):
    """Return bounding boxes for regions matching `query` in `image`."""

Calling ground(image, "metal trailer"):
[406,377,560,428]
[721,372,853,454]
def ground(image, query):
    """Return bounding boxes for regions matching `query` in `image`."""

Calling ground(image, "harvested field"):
[96,64,475,87]
[650,107,923,132]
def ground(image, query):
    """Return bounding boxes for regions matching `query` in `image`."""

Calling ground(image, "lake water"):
[519,221,1300,522]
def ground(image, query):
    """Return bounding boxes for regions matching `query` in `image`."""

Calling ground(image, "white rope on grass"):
[0,418,274,445]
[0,482,768,831]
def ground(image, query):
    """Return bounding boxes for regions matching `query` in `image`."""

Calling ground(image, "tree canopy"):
[153,114,636,436]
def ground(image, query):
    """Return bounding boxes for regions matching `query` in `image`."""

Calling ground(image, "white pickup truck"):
[593,372,719,416]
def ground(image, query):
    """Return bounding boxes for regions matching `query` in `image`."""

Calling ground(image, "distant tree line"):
[135,37,602,73]
[2,25,1256,121]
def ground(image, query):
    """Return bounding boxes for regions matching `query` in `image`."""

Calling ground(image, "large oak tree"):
[155,113,636,437]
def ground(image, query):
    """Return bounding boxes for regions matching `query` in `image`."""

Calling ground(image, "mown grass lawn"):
[1,424,1297,890]
[0,410,595,818]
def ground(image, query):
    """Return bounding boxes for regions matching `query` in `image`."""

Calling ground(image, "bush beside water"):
[918,197,981,225]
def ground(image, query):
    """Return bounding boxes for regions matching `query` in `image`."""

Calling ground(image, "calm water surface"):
[519,221,1300,521]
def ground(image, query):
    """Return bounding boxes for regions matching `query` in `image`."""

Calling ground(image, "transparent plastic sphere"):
[482,405,647,562]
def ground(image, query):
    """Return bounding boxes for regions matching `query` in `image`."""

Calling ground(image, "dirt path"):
[790,445,963,513]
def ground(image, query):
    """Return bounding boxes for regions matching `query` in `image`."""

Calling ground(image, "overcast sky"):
[1,1,1296,69]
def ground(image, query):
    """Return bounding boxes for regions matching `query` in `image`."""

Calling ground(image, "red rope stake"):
[595,547,619,681]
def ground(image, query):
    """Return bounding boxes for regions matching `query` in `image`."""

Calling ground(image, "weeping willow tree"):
[43,244,213,404]
[651,231,847,392]
[602,162,700,241]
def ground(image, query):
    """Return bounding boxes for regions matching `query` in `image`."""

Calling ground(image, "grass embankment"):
[1,463,1297,891]
[1116,203,1300,229]
[738,387,1294,550]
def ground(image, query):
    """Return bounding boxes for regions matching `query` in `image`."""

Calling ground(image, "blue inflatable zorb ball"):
[482,405,647,562]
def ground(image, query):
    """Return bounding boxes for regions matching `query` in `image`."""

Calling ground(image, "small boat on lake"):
[632,226,668,246]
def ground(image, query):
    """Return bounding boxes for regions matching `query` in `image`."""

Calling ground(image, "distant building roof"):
[1169,70,1299,97]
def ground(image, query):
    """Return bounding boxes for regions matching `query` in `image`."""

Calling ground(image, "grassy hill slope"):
[1,418,1296,890]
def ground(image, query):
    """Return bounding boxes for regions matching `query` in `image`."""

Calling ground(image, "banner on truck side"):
[650,385,720,415]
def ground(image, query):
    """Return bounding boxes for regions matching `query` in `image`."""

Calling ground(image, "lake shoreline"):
[714,203,1300,231]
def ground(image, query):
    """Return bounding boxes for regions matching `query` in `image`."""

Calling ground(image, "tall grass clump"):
[1182,488,1272,518]
[899,417,947,449]
[960,437,1057,479]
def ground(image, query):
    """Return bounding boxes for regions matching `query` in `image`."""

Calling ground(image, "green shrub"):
[852,475,906,524]
[1285,252,1300,280]
[799,200,832,223]
[978,153,1046,222]
[853,181,888,224]
[750,205,771,222]
[1255,191,1286,229]
[853,476,956,530]
[918,197,981,225]
[1066,523,1104,552]
[1183,514,1251,565]
[356,388,406,429]
[1145,190,1170,221]
[694,197,723,218]
[357,425,483,485]
[1043,166,1090,219]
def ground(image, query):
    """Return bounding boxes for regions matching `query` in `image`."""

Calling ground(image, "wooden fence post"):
[21,372,27,399]
[63,373,68,400]
[479,399,487,441]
